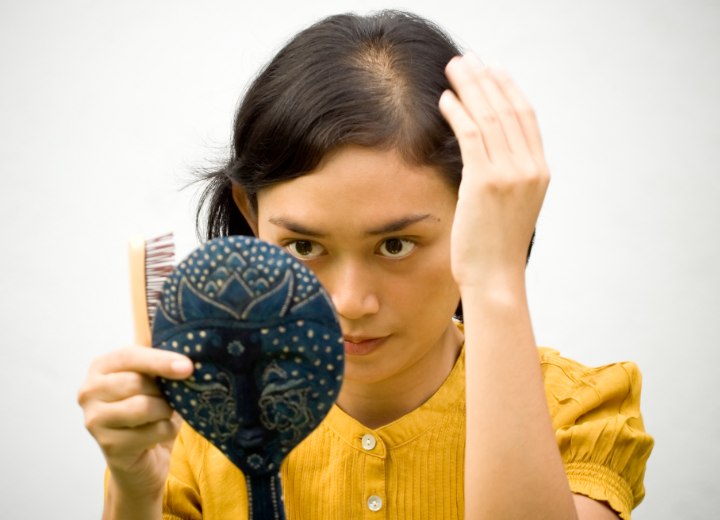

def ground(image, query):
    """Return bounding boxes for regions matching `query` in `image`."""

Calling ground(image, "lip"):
[343,336,388,356]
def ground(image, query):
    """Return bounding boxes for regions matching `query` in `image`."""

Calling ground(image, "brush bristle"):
[145,233,175,327]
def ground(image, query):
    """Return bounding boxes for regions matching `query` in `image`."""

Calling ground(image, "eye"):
[285,240,326,260]
[378,238,416,259]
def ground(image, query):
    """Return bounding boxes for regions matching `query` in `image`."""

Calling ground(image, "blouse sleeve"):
[162,422,204,520]
[539,348,654,520]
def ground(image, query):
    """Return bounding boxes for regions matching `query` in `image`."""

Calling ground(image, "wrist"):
[105,476,164,520]
[456,266,527,300]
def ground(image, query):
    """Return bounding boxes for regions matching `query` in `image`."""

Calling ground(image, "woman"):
[78,10,653,519]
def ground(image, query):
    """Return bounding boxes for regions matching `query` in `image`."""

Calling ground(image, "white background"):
[1,0,718,518]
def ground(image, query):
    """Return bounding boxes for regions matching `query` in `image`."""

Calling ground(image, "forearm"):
[461,273,577,519]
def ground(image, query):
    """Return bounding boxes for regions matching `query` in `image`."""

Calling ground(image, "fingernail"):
[446,55,461,69]
[171,358,193,374]
[465,52,486,69]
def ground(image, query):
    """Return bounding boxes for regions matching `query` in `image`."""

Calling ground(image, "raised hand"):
[439,54,550,289]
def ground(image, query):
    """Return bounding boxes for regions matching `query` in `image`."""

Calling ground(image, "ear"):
[231,183,259,236]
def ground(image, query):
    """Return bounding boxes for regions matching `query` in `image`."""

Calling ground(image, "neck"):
[336,322,463,429]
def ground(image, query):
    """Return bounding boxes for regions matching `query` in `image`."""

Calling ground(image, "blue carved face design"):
[152,236,344,476]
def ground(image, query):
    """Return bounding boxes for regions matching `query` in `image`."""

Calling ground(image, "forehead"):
[256,146,457,220]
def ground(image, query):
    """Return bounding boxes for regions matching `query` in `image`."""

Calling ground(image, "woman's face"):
[253,146,461,385]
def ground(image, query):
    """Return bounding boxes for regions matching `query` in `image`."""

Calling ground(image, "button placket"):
[359,432,386,518]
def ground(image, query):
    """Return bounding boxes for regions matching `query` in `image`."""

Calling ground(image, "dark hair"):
[196,10,463,239]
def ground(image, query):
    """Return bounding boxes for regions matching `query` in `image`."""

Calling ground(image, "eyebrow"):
[268,213,436,238]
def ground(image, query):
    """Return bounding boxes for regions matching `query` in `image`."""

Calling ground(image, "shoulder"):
[537,347,654,520]
[537,347,645,426]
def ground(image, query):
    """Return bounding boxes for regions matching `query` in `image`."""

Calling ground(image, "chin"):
[340,358,397,386]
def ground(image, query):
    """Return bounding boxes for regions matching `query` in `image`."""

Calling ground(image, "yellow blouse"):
[156,345,653,520]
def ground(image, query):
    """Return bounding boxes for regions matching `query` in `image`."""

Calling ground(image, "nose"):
[326,259,380,321]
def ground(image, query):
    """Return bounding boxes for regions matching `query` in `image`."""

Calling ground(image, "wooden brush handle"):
[128,235,151,347]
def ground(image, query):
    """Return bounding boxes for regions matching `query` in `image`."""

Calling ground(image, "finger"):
[444,56,509,162]
[94,395,177,429]
[463,58,530,157]
[101,417,183,458]
[439,89,491,167]
[490,69,545,160]
[93,371,164,402]
[91,346,193,380]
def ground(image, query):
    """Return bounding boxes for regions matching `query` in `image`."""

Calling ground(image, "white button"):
[367,495,383,511]
[361,433,377,451]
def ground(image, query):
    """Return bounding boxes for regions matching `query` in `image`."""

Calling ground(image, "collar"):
[320,340,465,454]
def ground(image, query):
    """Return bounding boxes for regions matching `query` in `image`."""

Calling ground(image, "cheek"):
[391,245,460,323]
[419,261,460,316]
[421,235,460,317]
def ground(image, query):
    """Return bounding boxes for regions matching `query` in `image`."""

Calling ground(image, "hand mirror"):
[152,236,344,519]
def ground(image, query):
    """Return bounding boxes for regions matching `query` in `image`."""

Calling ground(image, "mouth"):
[342,335,388,356]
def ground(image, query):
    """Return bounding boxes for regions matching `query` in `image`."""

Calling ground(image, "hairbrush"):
[128,233,175,346]
[151,236,344,520]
